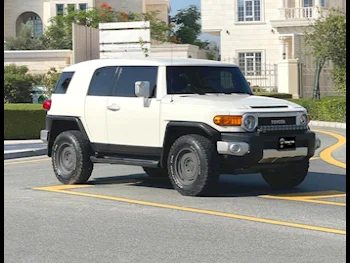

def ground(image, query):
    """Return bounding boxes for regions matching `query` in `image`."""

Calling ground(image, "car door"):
[84,66,118,147]
[106,66,161,151]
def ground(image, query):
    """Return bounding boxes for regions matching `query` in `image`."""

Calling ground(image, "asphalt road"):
[4,128,346,263]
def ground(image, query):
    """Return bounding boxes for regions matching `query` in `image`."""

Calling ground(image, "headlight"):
[299,113,309,126]
[242,113,258,132]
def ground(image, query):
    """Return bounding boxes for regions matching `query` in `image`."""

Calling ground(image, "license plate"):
[278,137,296,150]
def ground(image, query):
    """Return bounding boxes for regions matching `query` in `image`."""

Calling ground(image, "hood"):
[168,94,304,111]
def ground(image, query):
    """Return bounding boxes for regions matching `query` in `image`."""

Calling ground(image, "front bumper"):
[216,131,320,170]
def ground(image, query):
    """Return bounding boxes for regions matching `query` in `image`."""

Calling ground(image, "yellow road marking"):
[4,157,51,166]
[313,130,346,169]
[263,190,345,199]
[34,184,346,235]
[261,195,346,207]
[310,157,320,160]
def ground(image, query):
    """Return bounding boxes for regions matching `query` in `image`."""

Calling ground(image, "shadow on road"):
[87,171,346,198]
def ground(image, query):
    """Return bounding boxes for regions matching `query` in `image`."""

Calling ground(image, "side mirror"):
[135,81,151,98]
[247,81,251,87]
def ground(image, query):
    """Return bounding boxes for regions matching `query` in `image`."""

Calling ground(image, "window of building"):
[56,4,64,16]
[79,4,87,10]
[237,0,261,22]
[113,67,158,97]
[238,52,262,76]
[88,67,117,96]
[303,0,326,7]
[68,4,75,13]
[54,72,75,94]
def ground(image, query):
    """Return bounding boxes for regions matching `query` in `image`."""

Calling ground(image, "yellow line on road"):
[34,185,346,235]
[313,130,346,169]
[261,190,345,199]
[4,157,51,166]
[261,195,346,207]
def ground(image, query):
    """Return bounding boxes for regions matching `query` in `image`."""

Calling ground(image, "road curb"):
[4,148,47,160]
[310,121,346,129]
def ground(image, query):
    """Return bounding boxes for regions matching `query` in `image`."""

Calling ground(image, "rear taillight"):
[43,99,52,110]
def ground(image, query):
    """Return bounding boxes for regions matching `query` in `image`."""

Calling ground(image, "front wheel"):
[52,130,93,184]
[167,135,220,196]
[261,160,309,189]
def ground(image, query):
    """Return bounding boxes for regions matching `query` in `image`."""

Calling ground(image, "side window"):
[87,66,117,96]
[114,66,158,97]
[53,71,75,94]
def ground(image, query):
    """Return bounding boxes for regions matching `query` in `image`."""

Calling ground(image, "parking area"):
[4,128,346,263]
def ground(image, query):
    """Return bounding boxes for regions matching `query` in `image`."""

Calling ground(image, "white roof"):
[64,58,238,71]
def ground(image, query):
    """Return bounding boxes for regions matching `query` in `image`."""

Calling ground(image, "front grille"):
[259,116,296,126]
[257,124,308,133]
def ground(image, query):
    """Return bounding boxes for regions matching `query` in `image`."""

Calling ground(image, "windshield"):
[166,66,253,95]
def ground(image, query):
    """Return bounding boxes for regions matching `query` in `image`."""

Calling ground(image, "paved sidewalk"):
[4,140,47,160]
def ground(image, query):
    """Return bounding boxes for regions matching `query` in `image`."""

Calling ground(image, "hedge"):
[255,92,292,99]
[4,104,46,140]
[288,96,346,123]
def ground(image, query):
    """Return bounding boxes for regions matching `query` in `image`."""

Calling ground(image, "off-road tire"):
[52,130,93,184]
[261,160,309,189]
[167,134,220,196]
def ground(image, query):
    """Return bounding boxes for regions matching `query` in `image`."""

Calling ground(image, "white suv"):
[41,58,321,196]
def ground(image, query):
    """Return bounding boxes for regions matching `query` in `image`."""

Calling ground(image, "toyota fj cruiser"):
[41,58,321,196]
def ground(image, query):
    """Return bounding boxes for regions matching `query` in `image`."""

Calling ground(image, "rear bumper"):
[216,131,320,171]
[40,130,49,143]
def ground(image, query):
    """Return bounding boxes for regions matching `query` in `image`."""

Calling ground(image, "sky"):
[169,0,220,44]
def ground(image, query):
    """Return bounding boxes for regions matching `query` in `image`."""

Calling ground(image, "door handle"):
[107,104,120,111]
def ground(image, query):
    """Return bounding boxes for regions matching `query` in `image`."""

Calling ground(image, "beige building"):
[4,0,170,39]
[202,0,346,66]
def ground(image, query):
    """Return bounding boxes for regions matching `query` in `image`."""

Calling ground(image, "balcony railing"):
[279,7,326,20]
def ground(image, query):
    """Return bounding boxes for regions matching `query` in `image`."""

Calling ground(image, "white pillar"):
[279,37,286,60]
[279,0,285,8]
[285,38,289,59]
[277,59,300,98]
[315,0,322,7]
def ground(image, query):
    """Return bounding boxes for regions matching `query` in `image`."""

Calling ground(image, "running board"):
[90,156,159,168]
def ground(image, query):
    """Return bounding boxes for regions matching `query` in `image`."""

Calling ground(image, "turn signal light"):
[213,115,242,126]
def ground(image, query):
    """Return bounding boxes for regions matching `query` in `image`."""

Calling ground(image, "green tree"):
[303,8,346,98]
[170,5,209,49]
[42,67,61,97]
[4,24,46,50]
[42,3,171,50]
[4,64,38,103]
[205,42,220,60]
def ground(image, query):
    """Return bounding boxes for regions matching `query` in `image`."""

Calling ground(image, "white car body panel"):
[47,58,308,147]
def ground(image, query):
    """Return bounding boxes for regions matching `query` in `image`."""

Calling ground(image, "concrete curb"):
[4,148,47,160]
[309,120,346,129]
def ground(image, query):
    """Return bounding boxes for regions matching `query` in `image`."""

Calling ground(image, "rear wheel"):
[167,134,220,196]
[52,130,93,184]
[261,160,309,189]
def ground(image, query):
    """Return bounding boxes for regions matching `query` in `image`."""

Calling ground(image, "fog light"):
[229,144,241,153]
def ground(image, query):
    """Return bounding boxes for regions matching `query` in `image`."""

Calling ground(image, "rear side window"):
[113,66,158,97]
[88,66,117,96]
[53,71,75,94]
